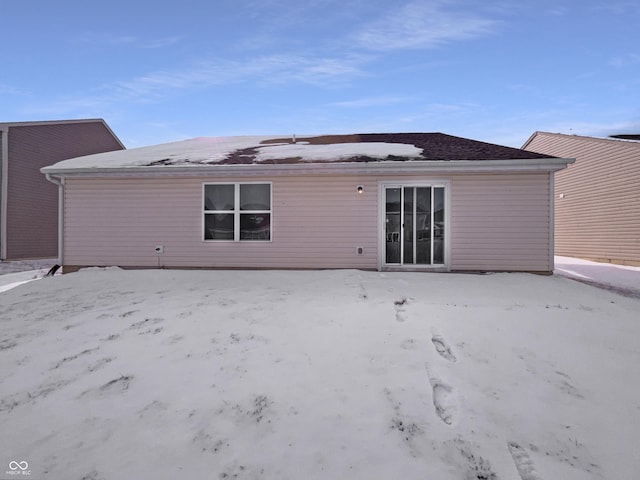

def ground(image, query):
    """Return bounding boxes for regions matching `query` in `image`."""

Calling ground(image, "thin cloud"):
[140,36,183,49]
[112,54,368,99]
[354,1,497,51]
[610,53,640,67]
[330,96,414,108]
[578,119,640,138]
[20,95,116,116]
[398,102,481,122]
[489,115,640,147]
[77,33,182,49]
[546,6,569,16]
[591,1,638,15]
[287,56,369,86]
[0,83,30,96]
[24,53,369,117]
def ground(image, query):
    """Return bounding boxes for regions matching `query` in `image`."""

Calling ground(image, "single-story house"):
[523,131,640,266]
[41,133,573,273]
[0,119,124,260]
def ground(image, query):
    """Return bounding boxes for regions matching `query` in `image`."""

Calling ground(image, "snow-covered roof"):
[42,133,556,174]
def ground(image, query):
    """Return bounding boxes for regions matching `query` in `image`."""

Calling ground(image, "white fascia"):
[40,157,575,178]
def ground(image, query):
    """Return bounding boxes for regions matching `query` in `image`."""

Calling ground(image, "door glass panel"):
[416,187,431,264]
[433,187,445,264]
[403,187,414,264]
[384,185,444,266]
[385,188,401,264]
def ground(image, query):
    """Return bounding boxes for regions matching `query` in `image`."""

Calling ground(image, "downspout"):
[549,171,555,274]
[0,126,8,260]
[45,173,65,268]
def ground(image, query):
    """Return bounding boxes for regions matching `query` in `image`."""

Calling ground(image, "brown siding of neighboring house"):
[524,132,640,266]
[5,121,124,260]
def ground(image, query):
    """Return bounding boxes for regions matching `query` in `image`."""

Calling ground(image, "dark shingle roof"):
[358,133,552,160]
[220,132,554,164]
[43,132,562,172]
[609,134,640,141]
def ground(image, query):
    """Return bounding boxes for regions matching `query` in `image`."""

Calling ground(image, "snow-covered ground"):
[0,259,57,294]
[0,258,57,275]
[1,268,639,479]
[555,256,640,299]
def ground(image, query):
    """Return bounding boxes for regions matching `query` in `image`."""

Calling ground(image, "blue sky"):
[1,0,639,147]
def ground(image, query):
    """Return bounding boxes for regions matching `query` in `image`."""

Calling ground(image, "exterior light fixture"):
[356,185,364,194]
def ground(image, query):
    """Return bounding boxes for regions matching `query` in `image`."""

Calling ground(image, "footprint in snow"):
[129,317,165,330]
[394,298,408,322]
[383,387,425,456]
[400,338,418,350]
[443,437,497,480]
[508,442,541,480]
[425,363,456,425]
[79,470,103,480]
[79,375,133,399]
[431,334,457,362]
[0,339,17,351]
[51,347,99,370]
[87,357,113,373]
[1,377,74,412]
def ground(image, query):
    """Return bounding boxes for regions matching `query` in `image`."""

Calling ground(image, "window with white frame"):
[203,183,271,241]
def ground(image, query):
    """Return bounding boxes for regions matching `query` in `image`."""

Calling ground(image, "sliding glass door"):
[384,185,445,266]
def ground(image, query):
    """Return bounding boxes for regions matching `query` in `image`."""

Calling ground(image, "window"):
[204,183,271,241]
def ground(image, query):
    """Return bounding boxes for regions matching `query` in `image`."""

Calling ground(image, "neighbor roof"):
[523,131,640,150]
[609,134,640,141]
[42,133,553,173]
[0,118,125,150]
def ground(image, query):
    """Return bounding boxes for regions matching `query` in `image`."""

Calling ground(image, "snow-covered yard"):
[1,268,639,479]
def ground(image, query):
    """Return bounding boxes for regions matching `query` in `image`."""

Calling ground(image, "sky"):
[1,0,639,148]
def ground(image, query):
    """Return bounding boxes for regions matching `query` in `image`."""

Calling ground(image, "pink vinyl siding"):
[450,173,551,272]
[63,175,379,269]
[5,121,123,259]
[525,132,640,266]
[62,171,552,272]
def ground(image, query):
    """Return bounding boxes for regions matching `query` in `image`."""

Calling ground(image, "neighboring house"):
[523,131,640,267]
[0,119,125,260]
[41,133,572,273]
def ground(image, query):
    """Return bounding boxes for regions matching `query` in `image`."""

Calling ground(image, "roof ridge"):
[530,131,640,146]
